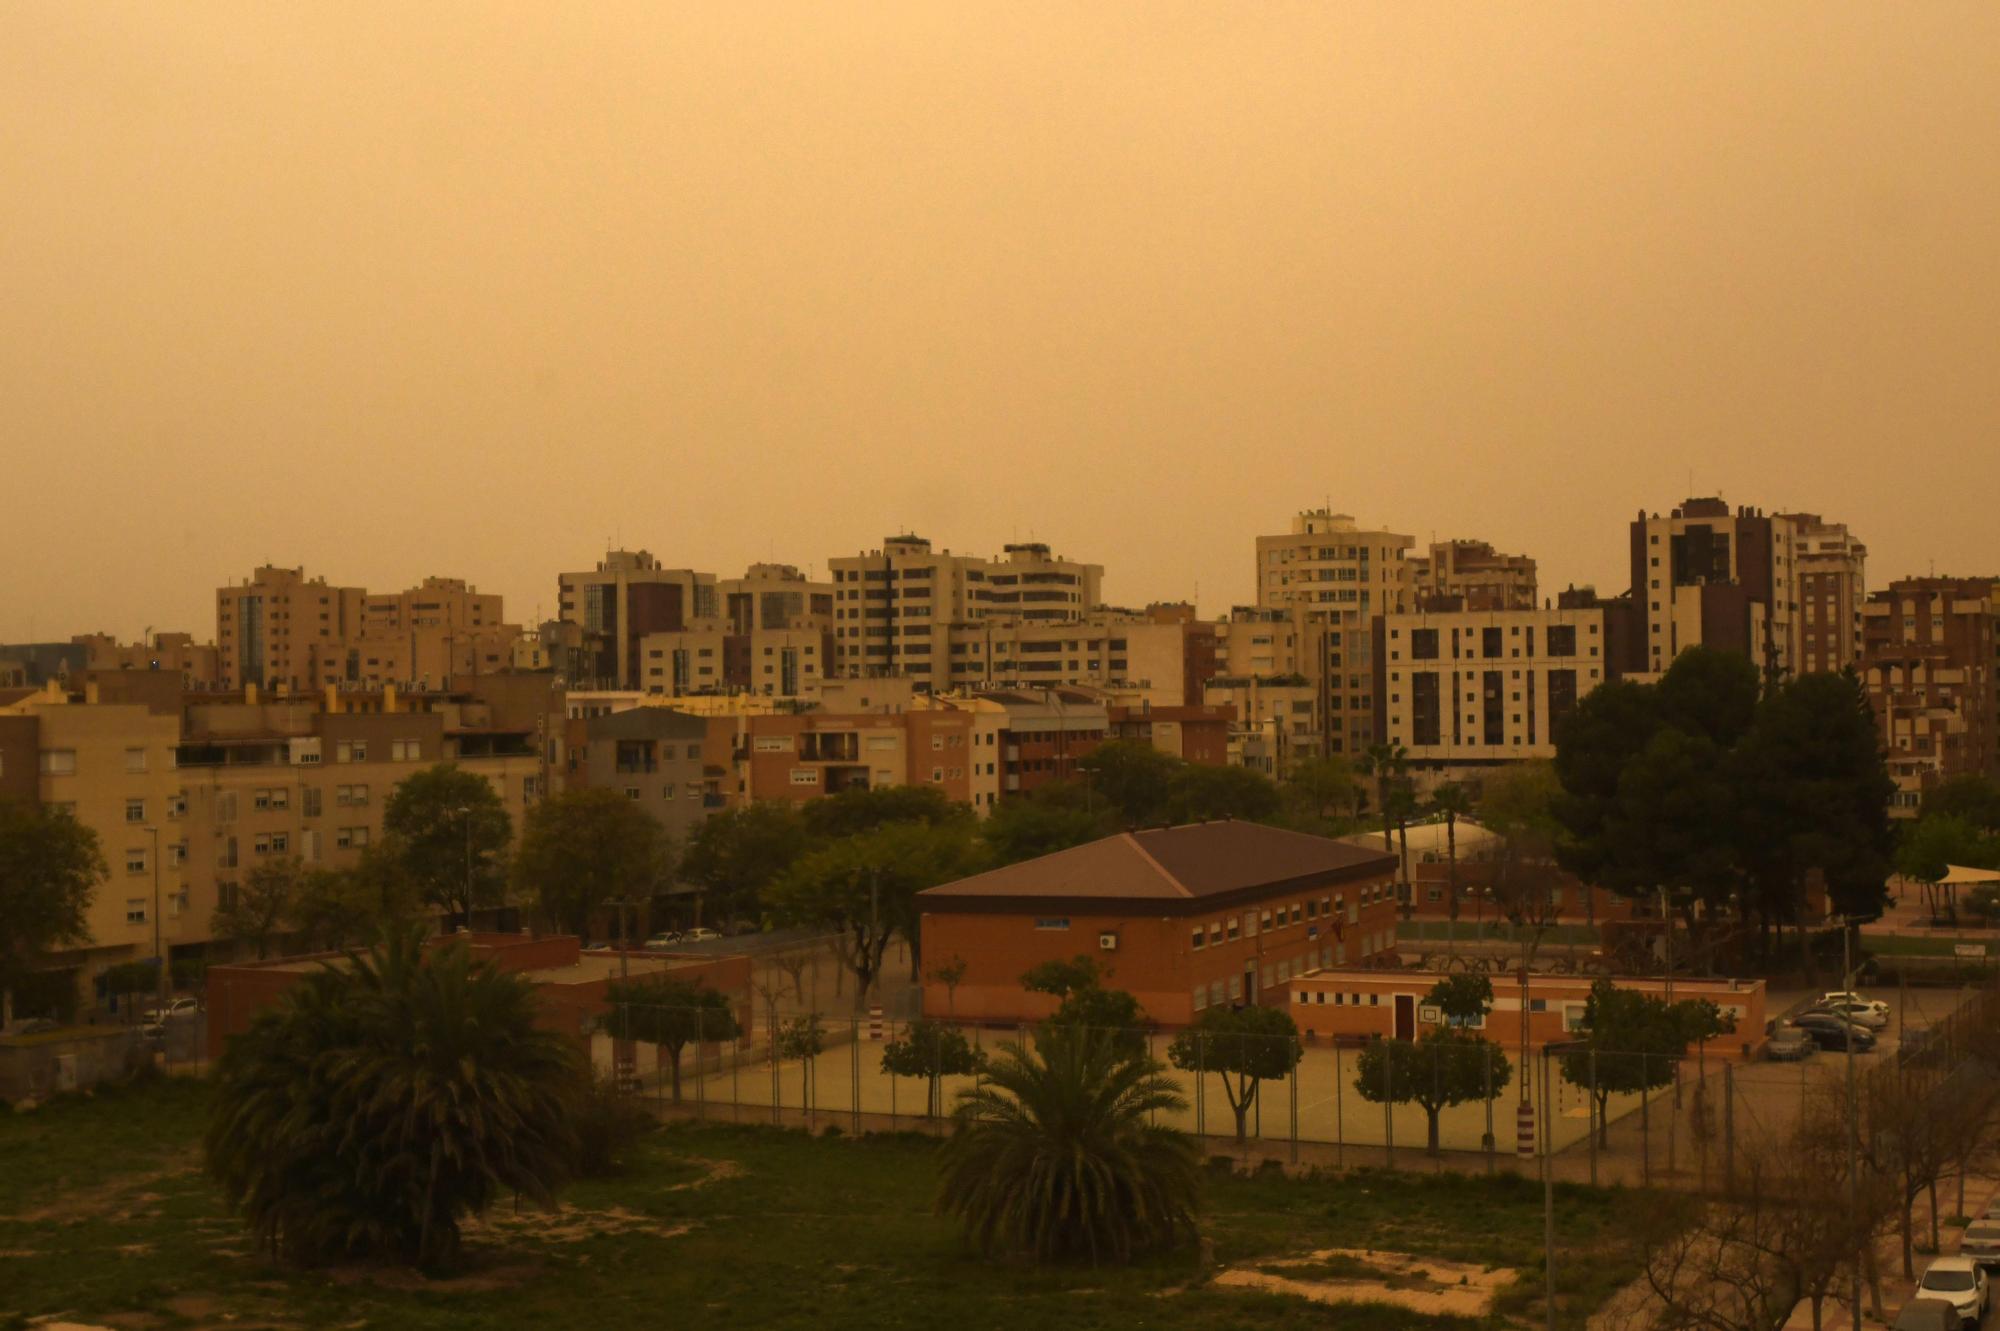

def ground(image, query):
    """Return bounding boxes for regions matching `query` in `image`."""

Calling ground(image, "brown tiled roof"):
[921,820,1392,912]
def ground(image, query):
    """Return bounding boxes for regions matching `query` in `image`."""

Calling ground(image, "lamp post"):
[147,825,166,1004]
[451,805,473,932]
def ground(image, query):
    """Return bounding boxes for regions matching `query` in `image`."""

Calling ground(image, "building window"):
[301,787,321,817]
[125,798,146,824]
[392,739,421,762]
[167,793,187,820]
[126,899,148,924]
[124,747,148,773]
[1190,927,1205,950]
[1226,916,1240,941]
[126,848,149,875]
[1260,908,1273,930]
[40,749,77,776]
[1033,918,1071,931]
[1194,985,1208,1011]
[1228,975,1243,1001]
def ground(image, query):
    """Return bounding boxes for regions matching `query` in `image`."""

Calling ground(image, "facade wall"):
[582,711,713,844]
[1374,604,1615,764]
[1861,577,1999,815]
[1410,540,1538,612]
[74,633,220,687]
[556,550,717,690]
[1785,514,1868,675]
[920,874,1400,1028]
[1284,971,1767,1058]
[1629,500,1801,682]
[216,566,367,692]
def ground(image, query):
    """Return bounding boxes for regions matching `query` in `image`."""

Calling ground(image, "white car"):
[1916,1255,1987,1327]
[680,927,722,944]
[1816,1000,1890,1030]
[1822,991,1890,1017]
[141,997,199,1024]
[642,932,683,951]
[1959,1219,2000,1269]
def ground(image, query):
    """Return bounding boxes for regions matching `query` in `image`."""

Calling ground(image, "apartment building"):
[577,707,717,843]
[1,672,556,993]
[1253,510,1414,755]
[720,563,835,633]
[216,565,368,691]
[1105,701,1234,766]
[1372,599,1631,768]
[828,536,1102,688]
[633,564,836,703]
[714,702,1005,812]
[74,632,220,687]
[1783,514,1868,675]
[1409,540,1537,611]
[1860,576,1999,815]
[941,610,1194,705]
[1628,499,1801,683]
[556,550,718,690]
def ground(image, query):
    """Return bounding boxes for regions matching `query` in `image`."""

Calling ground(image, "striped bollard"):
[1516,1100,1536,1157]
[868,1006,883,1041]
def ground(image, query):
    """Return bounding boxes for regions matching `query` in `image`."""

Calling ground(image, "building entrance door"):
[1394,994,1416,1040]
[1243,965,1257,1006]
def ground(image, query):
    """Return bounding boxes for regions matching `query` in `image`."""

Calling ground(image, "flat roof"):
[921,820,1394,914]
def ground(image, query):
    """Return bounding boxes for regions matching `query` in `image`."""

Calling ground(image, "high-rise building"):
[1409,539,1537,611]
[1628,499,1801,683]
[638,564,835,702]
[72,632,220,687]
[216,565,367,691]
[556,550,717,691]
[1860,576,1998,816]
[827,537,1102,689]
[1782,514,1868,675]
[1252,510,1414,755]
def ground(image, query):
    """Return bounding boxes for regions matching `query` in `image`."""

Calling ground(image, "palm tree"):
[1357,742,1409,855]
[938,1023,1199,1265]
[1431,783,1475,954]
[205,928,580,1271]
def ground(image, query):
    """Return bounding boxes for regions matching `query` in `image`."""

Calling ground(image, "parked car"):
[1792,1012,1877,1052]
[141,997,200,1025]
[1958,1219,2000,1268]
[1894,1298,1966,1331]
[1983,1192,2000,1221]
[1822,991,1890,1018]
[1765,1027,1818,1062]
[642,931,684,951]
[1813,999,1890,1030]
[679,927,722,944]
[1916,1255,1988,1327]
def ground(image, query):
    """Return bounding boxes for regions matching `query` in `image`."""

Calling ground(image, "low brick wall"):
[0,1026,140,1101]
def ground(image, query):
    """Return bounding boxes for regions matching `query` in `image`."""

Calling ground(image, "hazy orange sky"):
[5,4,1998,642]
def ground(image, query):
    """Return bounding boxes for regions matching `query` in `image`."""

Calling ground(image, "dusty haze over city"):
[4,3,1998,641]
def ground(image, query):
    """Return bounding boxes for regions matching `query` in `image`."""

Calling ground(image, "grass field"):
[0,1075,1676,1330]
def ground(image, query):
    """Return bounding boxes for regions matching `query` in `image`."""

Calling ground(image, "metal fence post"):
[851,1016,861,1136]
[695,1008,706,1120]
[1641,1054,1651,1187]
[1484,1041,1495,1175]
[1335,1040,1344,1167]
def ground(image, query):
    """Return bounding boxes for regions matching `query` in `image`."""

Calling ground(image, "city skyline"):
[7,4,2000,640]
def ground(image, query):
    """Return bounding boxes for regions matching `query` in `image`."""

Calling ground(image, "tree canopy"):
[1559,978,1733,1145]
[379,764,511,923]
[881,1016,985,1117]
[0,801,104,1021]
[1166,1004,1302,1142]
[678,800,812,924]
[1023,955,1150,1055]
[603,974,740,1103]
[513,787,670,940]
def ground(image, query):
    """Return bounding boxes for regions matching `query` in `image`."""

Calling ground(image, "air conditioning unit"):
[1098,931,1119,952]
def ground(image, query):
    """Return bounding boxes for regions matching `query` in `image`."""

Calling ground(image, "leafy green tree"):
[0,801,104,1027]
[205,929,579,1270]
[1559,978,1732,1146]
[512,788,669,940]
[1656,645,1761,748]
[881,1017,985,1117]
[938,1023,1199,1263]
[1356,742,1410,853]
[1551,680,1662,886]
[1921,775,2000,832]
[287,850,422,952]
[679,801,811,924]
[1425,972,1496,1026]
[802,784,973,841]
[765,820,984,1006]
[1077,740,1180,827]
[601,974,741,1104]
[1599,728,1740,914]
[1282,755,1359,822]
[380,764,511,924]
[1896,815,1993,920]
[212,856,306,960]
[776,1013,827,1110]
[979,788,1114,865]
[1022,955,1149,1055]
[1167,1004,1302,1143]
[1165,762,1281,824]
[1354,1030,1513,1155]
[102,960,158,1016]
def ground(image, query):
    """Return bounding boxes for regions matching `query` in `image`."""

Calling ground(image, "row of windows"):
[1188,891,1375,950]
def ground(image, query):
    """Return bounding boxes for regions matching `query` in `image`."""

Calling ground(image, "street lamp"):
[450,805,475,933]
[146,825,166,1004]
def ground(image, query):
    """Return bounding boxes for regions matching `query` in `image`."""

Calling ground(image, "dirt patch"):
[12,1155,199,1224]
[336,1260,547,1294]
[470,1203,693,1245]
[1214,1247,1515,1318]
[164,1293,225,1319]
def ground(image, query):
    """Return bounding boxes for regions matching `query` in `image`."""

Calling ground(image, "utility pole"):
[452,805,474,933]
[148,826,166,1004]
[1842,916,1859,1331]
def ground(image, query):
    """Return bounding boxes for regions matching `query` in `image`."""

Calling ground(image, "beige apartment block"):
[1629,499,1802,683]
[557,550,718,691]
[216,565,367,692]
[73,632,220,687]
[829,536,1103,688]
[716,700,1005,812]
[1252,510,1414,756]
[1202,677,1319,774]
[1409,540,1538,611]
[720,563,835,632]
[1783,513,1868,675]
[3,675,554,994]
[1373,604,1620,768]
[1861,577,1999,816]
[942,611,1190,705]
[637,622,832,700]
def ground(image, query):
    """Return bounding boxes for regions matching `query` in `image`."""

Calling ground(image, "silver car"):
[1960,1219,2000,1268]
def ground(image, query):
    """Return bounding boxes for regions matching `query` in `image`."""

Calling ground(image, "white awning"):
[1940,863,2000,887]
